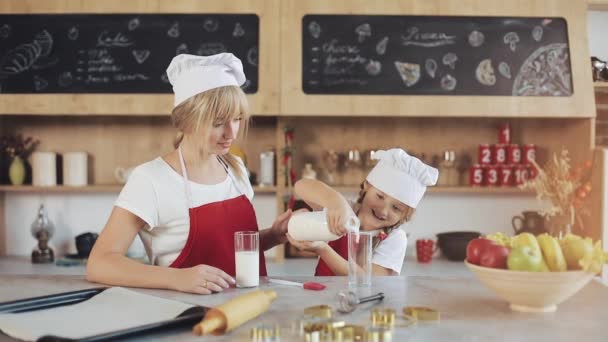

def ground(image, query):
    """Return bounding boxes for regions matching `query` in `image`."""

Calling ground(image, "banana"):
[536,233,567,272]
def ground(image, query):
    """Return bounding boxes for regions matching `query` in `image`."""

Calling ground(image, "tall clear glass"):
[348,231,373,289]
[234,231,259,288]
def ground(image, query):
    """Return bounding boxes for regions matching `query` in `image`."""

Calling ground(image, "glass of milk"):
[234,231,260,288]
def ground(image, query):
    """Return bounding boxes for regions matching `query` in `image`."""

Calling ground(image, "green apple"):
[507,246,543,272]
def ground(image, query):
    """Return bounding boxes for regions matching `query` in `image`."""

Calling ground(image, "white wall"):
[588,11,608,59]
[4,191,543,258]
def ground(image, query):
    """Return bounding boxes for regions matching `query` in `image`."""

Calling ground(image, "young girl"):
[287,148,438,276]
[86,53,292,294]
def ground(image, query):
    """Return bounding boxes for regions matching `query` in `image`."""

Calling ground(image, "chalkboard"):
[0,14,259,93]
[302,15,572,96]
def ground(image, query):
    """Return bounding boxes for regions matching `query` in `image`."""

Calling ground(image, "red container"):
[478,144,492,165]
[514,164,529,185]
[523,144,536,164]
[485,165,500,186]
[492,144,507,165]
[499,165,514,186]
[507,144,521,164]
[498,123,511,144]
[416,239,436,263]
[469,164,484,186]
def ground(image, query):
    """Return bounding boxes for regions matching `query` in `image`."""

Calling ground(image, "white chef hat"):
[366,148,439,208]
[166,53,246,107]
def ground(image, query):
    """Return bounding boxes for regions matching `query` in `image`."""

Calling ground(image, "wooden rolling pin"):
[192,290,277,336]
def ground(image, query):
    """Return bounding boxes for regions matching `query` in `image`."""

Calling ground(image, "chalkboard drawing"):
[67,26,79,40]
[0,24,11,40]
[132,50,150,64]
[33,30,53,57]
[442,53,458,70]
[203,18,219,33]
[233,22,245,38]
[503,32,520,52]
[197,42,226,56]
[440,74,457,91]
[394,61,420,87]
[58,71,74,87]
[476,59,496,86]
[532,25,543,42]
[355,23,371,43]
[33,75,48,91]
[161,72,169,83]
[376,36,389,55]
[425,59,437,78]
[512,43,572,96]
[366,60,382,76]
[247,46,258,66]
[167,22,180,38]
[498,62,512,79]
[0,43,42,75]
[401,27,456,47]
[308,21,321,39]
[468,30,484,47]
[128,17,140,31]
[176,43,189,55]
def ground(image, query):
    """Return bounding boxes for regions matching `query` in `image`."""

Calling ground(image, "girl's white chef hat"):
[366,148,439,208]
[166,53,246,107]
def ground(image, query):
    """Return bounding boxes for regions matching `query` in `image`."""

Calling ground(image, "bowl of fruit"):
[465,232,606,313]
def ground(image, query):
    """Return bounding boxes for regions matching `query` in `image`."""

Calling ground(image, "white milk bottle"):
[288,208,360,241]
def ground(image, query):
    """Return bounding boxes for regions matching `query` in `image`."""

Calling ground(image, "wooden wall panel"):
[281,0,596,117]
[0,0,280,115]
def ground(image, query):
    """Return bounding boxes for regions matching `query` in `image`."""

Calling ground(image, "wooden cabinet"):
[0,0,281,116]
[280,0,595,117]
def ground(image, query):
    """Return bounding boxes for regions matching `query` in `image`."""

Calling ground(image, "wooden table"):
[0,275,606,341]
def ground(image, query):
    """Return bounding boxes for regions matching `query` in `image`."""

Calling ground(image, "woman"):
[87,53,292,294]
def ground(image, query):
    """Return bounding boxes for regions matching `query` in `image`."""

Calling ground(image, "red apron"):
[315,235,348,276]
[169,147,267,277]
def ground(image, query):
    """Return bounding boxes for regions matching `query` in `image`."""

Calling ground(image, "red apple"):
[479,244,510,269]
[466,238,495,265]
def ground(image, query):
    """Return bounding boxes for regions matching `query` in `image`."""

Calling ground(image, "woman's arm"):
[87,207,234,294]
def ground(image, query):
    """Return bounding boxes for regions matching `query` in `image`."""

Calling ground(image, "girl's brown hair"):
[171,85,250,181]
[352,181,415,250]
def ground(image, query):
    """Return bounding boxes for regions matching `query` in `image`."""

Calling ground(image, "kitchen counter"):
[1,274,607,341]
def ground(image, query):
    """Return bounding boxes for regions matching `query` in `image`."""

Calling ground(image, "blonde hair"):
[353,181,415,250]
[171,86,250,181]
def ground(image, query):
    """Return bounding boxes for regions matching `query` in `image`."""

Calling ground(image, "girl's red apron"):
[314,236,348,276]
[169,147,267,277]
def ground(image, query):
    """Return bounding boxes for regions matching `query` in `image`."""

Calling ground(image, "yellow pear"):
[561,236,594,270]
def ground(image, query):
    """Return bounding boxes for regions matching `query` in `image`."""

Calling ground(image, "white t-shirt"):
[115,157,253,266]
[371,228,408,274]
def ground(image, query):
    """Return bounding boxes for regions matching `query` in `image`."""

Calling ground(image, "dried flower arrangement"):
[519,147,592,235]
[1,134,40,159]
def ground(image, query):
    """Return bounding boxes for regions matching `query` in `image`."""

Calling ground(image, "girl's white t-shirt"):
[114,157,253,267]
[371,228,408,274]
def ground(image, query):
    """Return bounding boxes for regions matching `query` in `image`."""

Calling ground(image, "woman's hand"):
[326,198,357,236]
[286,233,328,254]
[171,264,236,295]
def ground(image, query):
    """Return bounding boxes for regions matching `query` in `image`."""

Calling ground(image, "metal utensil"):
[337,291,384,313]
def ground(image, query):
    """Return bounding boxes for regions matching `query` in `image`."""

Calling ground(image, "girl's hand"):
[287,233,328,254]
[326,198,357,236]
[171,264,236,295]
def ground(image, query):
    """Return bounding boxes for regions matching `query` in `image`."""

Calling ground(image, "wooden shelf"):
[332,186,535,195]
[588,0,608,10]
[0,185,277,193]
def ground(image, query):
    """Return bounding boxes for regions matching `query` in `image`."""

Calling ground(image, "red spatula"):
[268,278,326,291]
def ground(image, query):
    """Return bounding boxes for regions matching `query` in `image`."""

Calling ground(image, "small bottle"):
[288,208,360,242]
